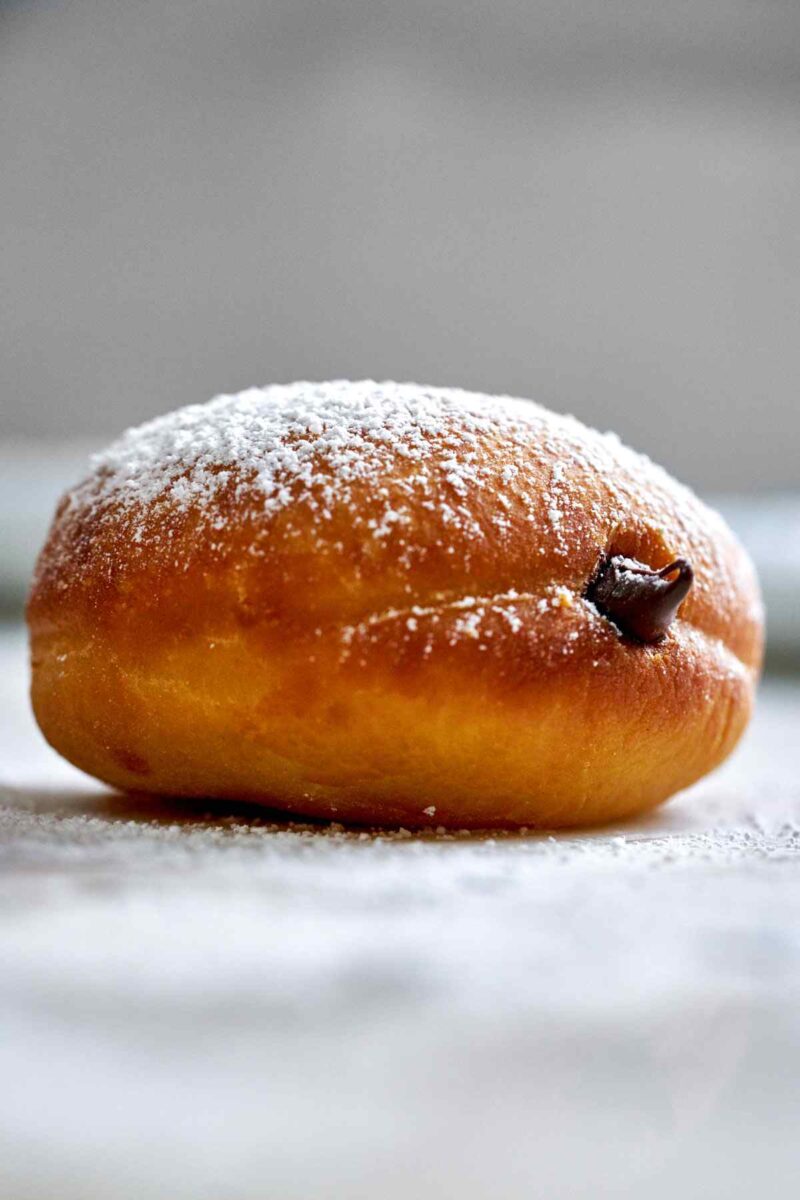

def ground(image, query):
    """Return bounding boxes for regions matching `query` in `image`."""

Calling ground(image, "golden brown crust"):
[27,382,763,827]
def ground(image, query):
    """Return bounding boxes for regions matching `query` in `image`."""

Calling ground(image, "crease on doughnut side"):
[335,585,587,644]
[332,587,755,677]
[339,587,560,621]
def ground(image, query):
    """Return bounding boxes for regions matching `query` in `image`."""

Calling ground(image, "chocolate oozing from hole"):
[587,554,694,644]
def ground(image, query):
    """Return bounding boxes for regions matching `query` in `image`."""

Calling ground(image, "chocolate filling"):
[587,554,694,644]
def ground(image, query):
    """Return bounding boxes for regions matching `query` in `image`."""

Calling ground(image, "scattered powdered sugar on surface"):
[0,603,792,1200]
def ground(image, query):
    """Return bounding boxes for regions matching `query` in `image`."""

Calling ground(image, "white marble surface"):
[1,624,799,1199]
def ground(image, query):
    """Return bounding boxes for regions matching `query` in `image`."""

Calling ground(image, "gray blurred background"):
[1,0,798,628]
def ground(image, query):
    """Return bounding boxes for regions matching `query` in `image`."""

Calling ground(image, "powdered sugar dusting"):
[82,380,690,553]
[88,381,546,537]
[43,380,755,665]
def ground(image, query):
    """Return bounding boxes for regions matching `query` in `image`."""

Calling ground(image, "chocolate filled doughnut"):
[27,381,763,828]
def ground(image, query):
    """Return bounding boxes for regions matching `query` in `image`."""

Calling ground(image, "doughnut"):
[27,381,763,828]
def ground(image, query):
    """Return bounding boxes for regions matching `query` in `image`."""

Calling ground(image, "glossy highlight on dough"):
[27,381,764,828]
